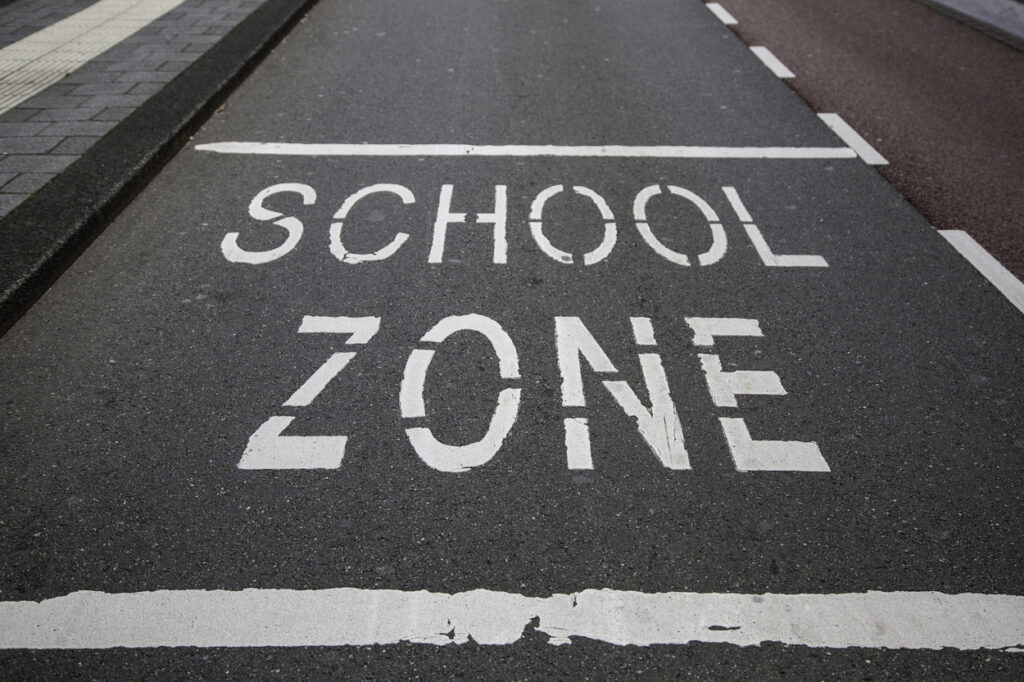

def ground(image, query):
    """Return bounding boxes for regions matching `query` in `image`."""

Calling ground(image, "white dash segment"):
[0,588,1022,650]
[817,113,889,165]
[940,230,1024,315]
[706,2,739,25]
[195,142,858,160]
[564,418,594,469]
[750,46,795,79]
[630,317,657,346]
[0,0,190,114]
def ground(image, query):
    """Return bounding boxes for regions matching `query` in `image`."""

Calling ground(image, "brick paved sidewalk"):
[0,0,266,217]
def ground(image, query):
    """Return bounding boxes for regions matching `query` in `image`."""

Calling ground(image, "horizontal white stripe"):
[706,3,739,25]
[1,588,1022,650]
[195,142,858,160]
[750,46,795,79]
[940,230,1024,315]
[0,0,189,114]
[817,113,889,165]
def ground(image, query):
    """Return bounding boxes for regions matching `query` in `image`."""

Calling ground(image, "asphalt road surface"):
[1,0,1023,677]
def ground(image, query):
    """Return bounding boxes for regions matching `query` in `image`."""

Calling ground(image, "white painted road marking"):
[238,313,826,473]
[705,2,739,26]
[817,113,889,165]
[226,182,830,267]
[721,186,828,267]
[195,142,859,160]
[750,46,795,79]
[0,0,190,114]
[1,588,1021,650]
[941,230,1024,315]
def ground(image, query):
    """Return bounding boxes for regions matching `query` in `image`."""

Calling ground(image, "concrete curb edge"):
[0,0,319,337]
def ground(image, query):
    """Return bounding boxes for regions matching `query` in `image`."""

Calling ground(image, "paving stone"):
[18,95,91,110]
[81,94,149,109]
[0,154,76,173]
[0,192,30,213]
[59,71,121,85]
[104,60,168,73]
[91,107,134,122]
[0,122,49,137]
[33,84,79,97]
[0,109,43,124]
[0,172,53,195]
[30,107,106,122]
[0,136,62,154]
[49,136,99,155]
[40,120,117,137]
[127,82,165,97]
[114,70,177,84]
[69,82,136,97]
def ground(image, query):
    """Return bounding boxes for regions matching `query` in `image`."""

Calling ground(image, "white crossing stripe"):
[0,0,190,114]
[750,46,795,79]
[1,588,1022,650]
[705,3,739,26]
[817,113,889,165]
[941,230,1024,315]
[195,142,859,160]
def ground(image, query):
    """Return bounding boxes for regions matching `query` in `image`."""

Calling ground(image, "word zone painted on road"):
[223,183,827,268]
[238,315,829,474]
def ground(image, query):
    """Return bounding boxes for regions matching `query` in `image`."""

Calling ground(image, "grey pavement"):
[0,0,265,216]
[0,0,98,49]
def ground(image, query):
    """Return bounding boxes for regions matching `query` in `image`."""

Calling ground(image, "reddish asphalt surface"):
[718,0,1024,281]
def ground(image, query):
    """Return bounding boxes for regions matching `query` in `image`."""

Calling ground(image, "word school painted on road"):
[239,315,829,475]
[222,183,828,268]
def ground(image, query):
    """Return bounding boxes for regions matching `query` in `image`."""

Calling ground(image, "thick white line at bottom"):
[1,588,1022,650]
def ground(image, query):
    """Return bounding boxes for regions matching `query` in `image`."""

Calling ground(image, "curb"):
[0,0,319,338]
[914,0,1024,51]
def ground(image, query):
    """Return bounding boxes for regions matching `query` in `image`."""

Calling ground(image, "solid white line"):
[1,588,1022,650]
[0,0,189,114]
[750,46,795,79]
[705,3,739,25]
[194,142,858,160]
[940,230,1024,315]
[817,113,889,165]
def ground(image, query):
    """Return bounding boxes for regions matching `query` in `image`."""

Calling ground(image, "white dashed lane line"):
[750,45,795,79]
[817,113,889,165]
[941,230,1024,315]
[705,2,739,26]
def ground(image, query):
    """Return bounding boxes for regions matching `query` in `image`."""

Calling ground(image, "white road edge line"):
[750,46,795,79]
[1,588,1023,650]
[940,230,1024,315]
[194,143,858,160]
[705,2,739,26]
[817,113,889,165]
[0,0,190,115]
